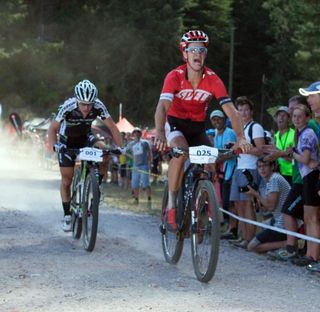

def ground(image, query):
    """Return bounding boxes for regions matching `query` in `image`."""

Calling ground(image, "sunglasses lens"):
[186,47,207,54]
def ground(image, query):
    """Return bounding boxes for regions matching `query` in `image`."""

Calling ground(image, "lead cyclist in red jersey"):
[154,30,250,230]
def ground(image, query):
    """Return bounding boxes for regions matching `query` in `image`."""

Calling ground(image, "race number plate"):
[79,147,103,162]
[189,145,218,164]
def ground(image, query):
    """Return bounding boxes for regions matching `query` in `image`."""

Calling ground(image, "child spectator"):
[290,104,320,267]
[246,158,291,253]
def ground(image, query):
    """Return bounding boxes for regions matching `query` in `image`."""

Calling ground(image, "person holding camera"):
[229,96,265,248]
[245,158,291,253]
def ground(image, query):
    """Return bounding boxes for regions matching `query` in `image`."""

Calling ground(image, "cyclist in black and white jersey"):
[48,79,122,231]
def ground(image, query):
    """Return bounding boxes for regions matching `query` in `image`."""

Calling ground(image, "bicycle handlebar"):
[63,147,122,156]
[169,146,241,159]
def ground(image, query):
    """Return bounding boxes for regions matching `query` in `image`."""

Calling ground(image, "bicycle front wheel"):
[160,184,184,264]
[71,168,82,239]
[82,170,100,252]
[191,180,220,283]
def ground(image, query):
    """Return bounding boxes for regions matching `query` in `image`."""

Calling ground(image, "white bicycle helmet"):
[74,79,98,103]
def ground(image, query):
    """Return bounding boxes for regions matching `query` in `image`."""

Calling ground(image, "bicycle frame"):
[178,163,212,234]
[71,160,100,218]
[160,145,236,282]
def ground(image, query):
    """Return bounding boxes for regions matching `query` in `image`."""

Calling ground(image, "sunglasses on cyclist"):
[185,47,208,54]
[78,101,93,106]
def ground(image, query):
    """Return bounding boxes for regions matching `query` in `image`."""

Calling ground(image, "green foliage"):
[183,0,232,77]
[232,0,272,99]
[261,0,302,103]
[292,1,320,85]
[0,0,319,130]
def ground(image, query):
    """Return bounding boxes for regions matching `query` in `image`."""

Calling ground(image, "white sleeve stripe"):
[160,93,173,101]
[56,99,77,122]
[94,100,110,118]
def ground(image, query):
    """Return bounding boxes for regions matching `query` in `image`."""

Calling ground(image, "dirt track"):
[0,142,319,312]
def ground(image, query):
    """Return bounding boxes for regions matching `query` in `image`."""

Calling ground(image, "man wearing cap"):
[126,127,152,204]
[264,106,295,185]
[299,81,320,139]
[299,81,320,113]
[210,110,237,236]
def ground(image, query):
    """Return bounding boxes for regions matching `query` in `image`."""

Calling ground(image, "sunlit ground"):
[102,181,164,216]
[0,130,165,216]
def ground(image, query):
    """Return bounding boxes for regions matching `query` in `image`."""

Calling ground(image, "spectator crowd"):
[47,80,320,274]
[204,81,320,273]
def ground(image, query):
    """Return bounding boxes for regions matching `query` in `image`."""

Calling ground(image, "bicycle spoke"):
[82,171,99,252]
[191,180,220,283]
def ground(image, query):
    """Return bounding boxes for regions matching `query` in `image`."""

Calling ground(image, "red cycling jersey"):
[160,64,231,122]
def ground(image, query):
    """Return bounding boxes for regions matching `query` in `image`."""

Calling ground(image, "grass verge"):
[102,182,165,216]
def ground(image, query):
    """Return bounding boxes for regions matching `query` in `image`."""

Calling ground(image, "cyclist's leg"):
[166,134,188,229]
[57,150,76,231]
[58,151,76,216]
[60,166,75,204]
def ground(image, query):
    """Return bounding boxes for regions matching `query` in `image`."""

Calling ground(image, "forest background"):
[0,0,319,129]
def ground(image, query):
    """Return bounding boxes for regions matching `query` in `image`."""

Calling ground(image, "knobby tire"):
[191,180,220,283]
[82,170,100,252]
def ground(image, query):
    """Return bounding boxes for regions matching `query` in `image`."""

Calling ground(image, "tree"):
[291,1,320,88]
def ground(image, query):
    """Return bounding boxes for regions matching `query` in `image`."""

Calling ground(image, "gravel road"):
[0,142,319,312]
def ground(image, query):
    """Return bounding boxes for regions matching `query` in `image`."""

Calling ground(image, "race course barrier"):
[219,208,320,244]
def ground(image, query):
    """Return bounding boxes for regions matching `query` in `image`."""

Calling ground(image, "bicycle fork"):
[72,165,87,218]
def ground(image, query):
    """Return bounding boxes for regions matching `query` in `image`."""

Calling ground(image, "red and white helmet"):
[180,30,209,52]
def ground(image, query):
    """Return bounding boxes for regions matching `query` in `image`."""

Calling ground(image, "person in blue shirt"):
[210,110,237,237]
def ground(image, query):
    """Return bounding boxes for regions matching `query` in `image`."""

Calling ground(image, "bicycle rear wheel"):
[82,170,100,252]
[160,184,184,264]
[191,180,220,283]
[71,168,82,239]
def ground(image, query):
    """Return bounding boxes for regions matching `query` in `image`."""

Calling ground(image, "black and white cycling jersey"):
[54,97,110,147]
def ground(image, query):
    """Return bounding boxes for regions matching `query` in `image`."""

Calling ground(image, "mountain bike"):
[159,145,236,282]
[68,146,120,252]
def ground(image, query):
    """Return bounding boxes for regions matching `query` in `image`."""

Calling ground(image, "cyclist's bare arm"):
[248,137,265,156]
[102,117,123,147]
[221,102,251,153]
[48,120,60,152]
[155,99,171,151]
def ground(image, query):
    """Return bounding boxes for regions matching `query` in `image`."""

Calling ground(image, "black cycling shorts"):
[281,183,304,220]
[165,115,212,147]
[302,170,320,206]
[58,134,103,167]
